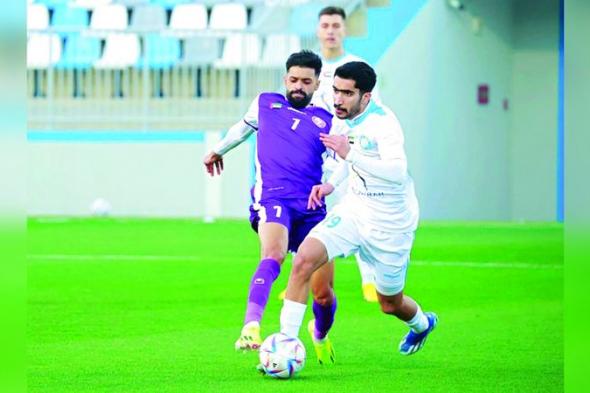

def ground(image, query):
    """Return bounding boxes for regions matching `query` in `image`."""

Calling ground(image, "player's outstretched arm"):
[307,183,335,210]
[202,95,259,177]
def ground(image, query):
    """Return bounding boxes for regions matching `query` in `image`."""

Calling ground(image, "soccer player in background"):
[278,62,437,364]
[314,5,380,303]
[203,51,336,351]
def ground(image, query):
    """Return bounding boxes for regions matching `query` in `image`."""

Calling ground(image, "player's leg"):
[237,201,291,351]
[378,291,437,355]
[280,237,329,338]
[308,262,336,365]
[356,253,378,302]
[280,207,358,338]
[366,231,437,355]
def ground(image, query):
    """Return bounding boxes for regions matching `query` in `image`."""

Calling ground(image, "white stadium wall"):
[27,137,253,218]
[376,0,558,221]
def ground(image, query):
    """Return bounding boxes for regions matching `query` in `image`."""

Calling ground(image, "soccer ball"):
[90,198,111,217]
[259,333,306,379]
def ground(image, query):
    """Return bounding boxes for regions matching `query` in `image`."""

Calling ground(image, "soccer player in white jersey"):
[313,5,380,303]
[278,62,437,365]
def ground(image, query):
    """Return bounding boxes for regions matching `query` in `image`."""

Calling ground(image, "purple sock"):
[244,258,281,324]
[312,297,337,340]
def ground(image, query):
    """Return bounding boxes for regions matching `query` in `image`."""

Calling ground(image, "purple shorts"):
[249,199,327,253]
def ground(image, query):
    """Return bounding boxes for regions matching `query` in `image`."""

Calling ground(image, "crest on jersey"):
[312,116,327,129]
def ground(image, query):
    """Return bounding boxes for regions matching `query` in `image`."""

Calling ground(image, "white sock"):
[355,253,374,285]
[280,299,307,337]
[405,306,429,333]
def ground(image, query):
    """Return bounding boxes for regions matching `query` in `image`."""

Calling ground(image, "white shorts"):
[308,201,415,296]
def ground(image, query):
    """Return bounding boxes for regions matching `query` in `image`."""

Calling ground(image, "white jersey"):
[313,53,381,206]
[328,100,419,233]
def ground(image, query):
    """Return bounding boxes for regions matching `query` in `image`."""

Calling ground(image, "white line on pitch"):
[27,254,201,262]
[27,254,562,269]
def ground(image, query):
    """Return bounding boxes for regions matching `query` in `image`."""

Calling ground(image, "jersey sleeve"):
[212,96,259,155]
[345,121,408,184]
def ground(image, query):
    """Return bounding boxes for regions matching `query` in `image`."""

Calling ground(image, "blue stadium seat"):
[51,5,90,37]
[138,34,181,69]
[57,34,101,69]
[289,3,323,37]
[35,0,70,8]
[150,0,193,10]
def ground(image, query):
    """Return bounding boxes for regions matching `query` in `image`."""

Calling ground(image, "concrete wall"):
[376,0,558,221]
[27,136,253,218]
[509,0,558,221]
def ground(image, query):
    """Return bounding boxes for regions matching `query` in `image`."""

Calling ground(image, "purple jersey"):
[251,93,332,209]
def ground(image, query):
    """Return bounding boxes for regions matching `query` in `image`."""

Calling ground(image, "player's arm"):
[308,160,349,210]
[320,125,407,183]
[203,97,259,176]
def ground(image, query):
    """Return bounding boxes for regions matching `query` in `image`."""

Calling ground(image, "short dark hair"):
[285,50,322,77]
[334,61,377,93]
[319,6,346,20]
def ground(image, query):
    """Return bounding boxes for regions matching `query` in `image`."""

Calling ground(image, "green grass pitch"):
[28,219,563,392]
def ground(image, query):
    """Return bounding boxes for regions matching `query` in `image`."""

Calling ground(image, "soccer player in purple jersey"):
[203,51,337,351]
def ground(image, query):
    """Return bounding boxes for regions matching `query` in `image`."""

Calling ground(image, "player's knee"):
[261,248,286,264]
[291,254,316,282]
[311,286,333,307]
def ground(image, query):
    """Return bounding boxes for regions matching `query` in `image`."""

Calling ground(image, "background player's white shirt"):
[329,100,419,233]
[311,52,381,113]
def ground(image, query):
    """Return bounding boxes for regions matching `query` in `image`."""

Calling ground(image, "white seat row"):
[27,32,301,69]
[28,2,249,32]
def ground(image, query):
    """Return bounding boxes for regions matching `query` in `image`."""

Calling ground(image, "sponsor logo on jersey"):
[359,135,377,150]
[254,278,265,285]
[271,102,282,109]
[312,116,327,129]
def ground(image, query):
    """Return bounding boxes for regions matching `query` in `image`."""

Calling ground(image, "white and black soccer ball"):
[259,333,306,379]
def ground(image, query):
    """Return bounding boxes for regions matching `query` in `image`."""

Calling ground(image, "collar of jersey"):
[345,99,385,128]
[322,52,348,65]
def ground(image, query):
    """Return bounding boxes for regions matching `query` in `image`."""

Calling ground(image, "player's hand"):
[319,133,350,159]
[203,151,224,176]
[308,183,335,210]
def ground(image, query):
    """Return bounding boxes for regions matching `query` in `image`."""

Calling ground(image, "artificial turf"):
[27,218,563,392]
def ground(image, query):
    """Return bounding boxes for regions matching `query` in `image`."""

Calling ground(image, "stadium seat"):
[130,4,167,32]
[209,3,247,30]
[71,0,113,10]
[113,0,150,6]
[138,34,181,69]
[169,3,208,32]
[94,33,140,68]
[215,33,261,68]
[150,0,193,10]
[89,4,128,34]
[27,4,50,31]
[35,0,70,8]
[289,2,323,37]
[57,34,101,69]
[51,5,90,37]
[27,33,62,68]
[180,36,220,66]
[260,34,301,67]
